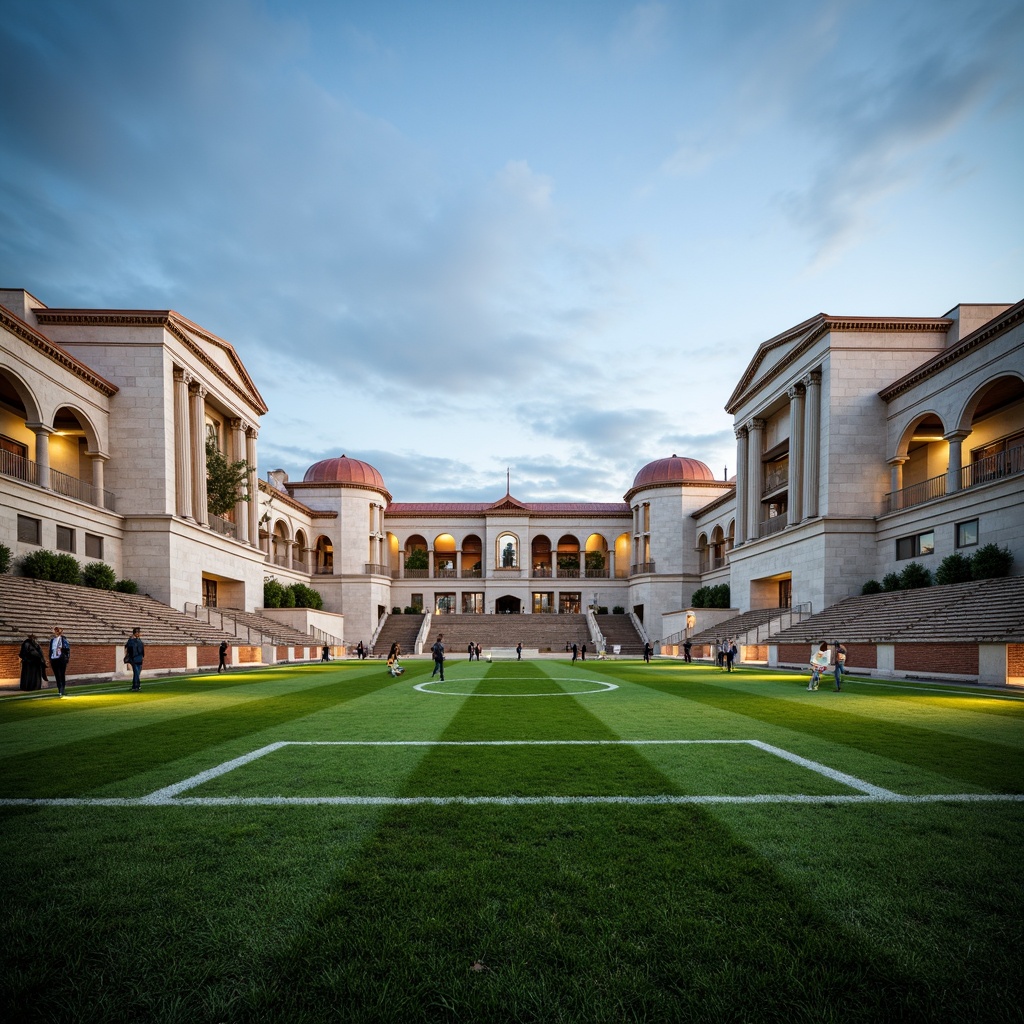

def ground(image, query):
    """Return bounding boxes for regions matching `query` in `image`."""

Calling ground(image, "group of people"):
[18,627,71,695]
[467,641,483,660]
[715,638,738,671]
[807,641,847,691]
[568,641,587,662]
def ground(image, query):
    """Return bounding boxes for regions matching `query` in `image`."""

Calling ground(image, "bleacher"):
[769,576,1024,645]
[688,606,794,646]
[0,574,237,645]
[373,613,425,657]
[594,613,645,656]
[217,607,322,648]
[428,614,590,655]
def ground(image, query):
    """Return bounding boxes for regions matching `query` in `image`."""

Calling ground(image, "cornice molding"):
[35,308,269,416]
[286,479,393,504]
[622,479,732,504]
[878,300,1024,402]
[0,306,119,397]
[725,315,954,415]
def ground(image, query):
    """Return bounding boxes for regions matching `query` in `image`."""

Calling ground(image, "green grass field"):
[2,658,1023,1023]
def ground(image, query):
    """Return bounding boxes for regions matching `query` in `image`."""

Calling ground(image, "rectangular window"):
[56,525,75,552]
[85,533,104,559]
[434,593,455,615]
[956,520,979,548]
[411,594,423,612]
[461,592,483,614]
[17,515,40,545]
[896,530,935,560]
[559,592,581,614]
[532,592,554,614]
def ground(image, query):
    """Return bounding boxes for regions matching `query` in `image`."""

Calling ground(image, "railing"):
[314,565,334,575]
[758,513,787,537]
[404,568,429,578]
[434,567,458,579]
[961,444,1024,488]
[208,513,237,539]
[1,451,116,510]
[762,467,788,495]
[884,473,946,514]
[751,603,812,643]
[461,567,482,578]
[586,567,610,579]
[364,563,390,575]
[557,566,580,578]
[533,566,552,578]
[630,562,656,575]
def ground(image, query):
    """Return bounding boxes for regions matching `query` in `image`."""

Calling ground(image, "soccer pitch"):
[2,660,1023,1023]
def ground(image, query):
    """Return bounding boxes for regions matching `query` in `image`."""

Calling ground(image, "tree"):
[264,578,285,608]
[585,551,606,574]
[971,543,1014,580]
[206,436,251,518]
[881,572,902,592]
[861,579,882,595]
[935,553,973,586]
[405,549,428,570]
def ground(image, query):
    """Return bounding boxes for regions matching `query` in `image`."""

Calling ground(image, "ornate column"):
[88,452,110,508]
[188,382,209,527]
[787,384,805,527]
[230,419,249,543]
[888,456,908,493]
[26,422,53,488]
[746,418,765,540]
[801,371,822,520]
[246,427,259,547]
[733,426,748,546]
[173,370,194,520]
[945,429,971,494]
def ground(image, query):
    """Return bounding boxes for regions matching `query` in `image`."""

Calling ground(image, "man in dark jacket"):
[124,628,145,691]
[49,626,71,696]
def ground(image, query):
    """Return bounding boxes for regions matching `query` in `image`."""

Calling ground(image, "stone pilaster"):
[787,384,805,527]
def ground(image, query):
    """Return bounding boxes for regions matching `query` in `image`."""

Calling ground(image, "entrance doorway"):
[496,595,522,614]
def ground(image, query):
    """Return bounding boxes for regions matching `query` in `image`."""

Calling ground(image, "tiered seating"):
[218,608,322,647]
[594,613,645,655]
[430,614,590,655]
[373,613,425,656]
[0,575,236,645]
[689,606,791,645]
[770,576,1024,644]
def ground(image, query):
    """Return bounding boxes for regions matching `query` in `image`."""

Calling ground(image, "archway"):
[462,533,482,576]
[496,595,522,614]
[532,534,552,576]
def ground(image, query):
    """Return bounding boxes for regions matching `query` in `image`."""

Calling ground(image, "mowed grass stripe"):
[629,672,1024,793]
[0,670,396,799]
[247,803,931,1023]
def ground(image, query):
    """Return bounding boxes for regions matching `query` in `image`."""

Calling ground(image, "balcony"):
[762,466,788,496]
[630,561,656,575]
[883,443,1024,513]
[364,563,390,576]
[461,567,482,578]
[208,513,237,539]
[1,450,116,511]
[758,513,788,537]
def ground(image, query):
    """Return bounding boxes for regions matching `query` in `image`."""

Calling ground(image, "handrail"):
[884,473,945,513]
[1,450,116,510]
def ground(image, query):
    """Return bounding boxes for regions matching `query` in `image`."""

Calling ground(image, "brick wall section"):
[844,644,877,669]
[67,645,118,677]
[197,646,220,667]
[1008,645,1024,680]
[894,643,979,675]
[140,646,190,671]
[778,644,813,665]
[238,646,261,663]
[0,646,20,681]
[276,646,288,662]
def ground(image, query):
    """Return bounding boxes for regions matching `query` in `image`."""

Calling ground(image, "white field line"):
[2,793,1023,807]
[3,738,1020,808]
[745,740,897,798]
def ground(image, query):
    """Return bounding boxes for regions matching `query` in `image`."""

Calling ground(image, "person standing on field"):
[218,639,229,672]
[833,641,847,690]
[431,634,445,681]
[807,642,830,691]
[124,628,145,691]
[49,626,71,696]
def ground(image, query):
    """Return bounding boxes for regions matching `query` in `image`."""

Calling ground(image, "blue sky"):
[1,0,1022,501]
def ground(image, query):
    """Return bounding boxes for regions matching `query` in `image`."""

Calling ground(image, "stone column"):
[945,429,971,494]
[889,456,908,493]
[733,426,748,546]
[746,418,765,540]
[551,551,558,577]
[246,428,259,547]
[608,550,616,578]
[88,452,109,508]
[189,383,209,527]
[580,547,587,579]
[27,422,53,488]
[787,384,805,527]
[173,370,194,520]
[230,419,249,543]
[428,551,435,577]
[801,371,821,520]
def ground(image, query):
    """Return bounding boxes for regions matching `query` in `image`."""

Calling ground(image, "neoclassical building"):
[2,287,1022,655]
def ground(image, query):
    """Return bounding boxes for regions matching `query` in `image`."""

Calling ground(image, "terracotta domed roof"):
[303,454,386,489]
[631,455,716,489]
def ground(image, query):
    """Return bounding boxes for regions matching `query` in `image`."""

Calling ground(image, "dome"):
[303,454,386,489]
[631,455,716,489]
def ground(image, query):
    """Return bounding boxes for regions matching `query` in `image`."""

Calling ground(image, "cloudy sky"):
[2,0,1022,502]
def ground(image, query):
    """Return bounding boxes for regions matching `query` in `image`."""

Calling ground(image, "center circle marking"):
[414,677,619,697]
